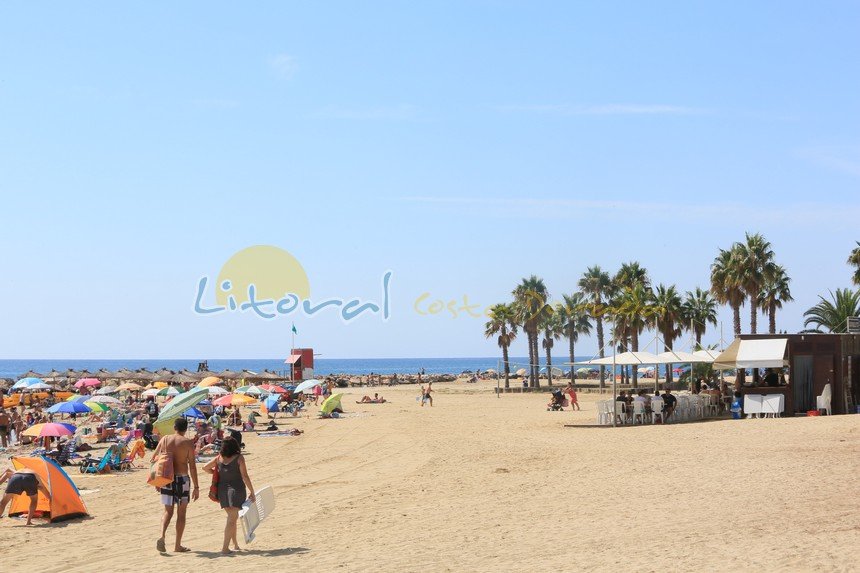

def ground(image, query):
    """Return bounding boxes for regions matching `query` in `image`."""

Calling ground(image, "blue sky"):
[1,2,858,359]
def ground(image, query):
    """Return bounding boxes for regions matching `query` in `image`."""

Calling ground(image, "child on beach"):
[565,382,580,411]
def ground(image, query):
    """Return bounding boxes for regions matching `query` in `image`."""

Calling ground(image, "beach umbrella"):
[260,384,287,394]
[22,422,76,438]
[198,376,222,387]
[155,368,174,378]
[74,378,101,389]
[157,386,181,397]
[576,367,593,375]
[44,369,64,380]
[205,386,230,396]
[12,377,44,390]
[133,369,159,381]
[142,388,160,398]
[213,394,257,407]
[65,394,89,402]
[20,382,54,391]
[183,407,206,419]
[116,382,144,392]
[84,401,112,412]
[95,385,118,395]
[294,379,323,394]
[152,381,168,389]
[19,370,44,379]
[170,372,199,385]
[235,384,265,396]
[158,387,209,420]
[86,395,122,404]
[47,401,91,415]
[263,395,280,412]
[320,393,343,415]
[218,369,242,380]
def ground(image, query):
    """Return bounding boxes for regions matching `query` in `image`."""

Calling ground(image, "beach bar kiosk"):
[285,348,314,381]
[713,334,860,416]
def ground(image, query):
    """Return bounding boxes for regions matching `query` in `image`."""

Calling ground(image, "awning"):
[712,338,788,370]
[284,354,302,364]
[575,351,661,366]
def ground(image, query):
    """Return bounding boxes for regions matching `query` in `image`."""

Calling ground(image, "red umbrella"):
[260,384,287,394]
[74,378,102,389]
[22,422,76,438]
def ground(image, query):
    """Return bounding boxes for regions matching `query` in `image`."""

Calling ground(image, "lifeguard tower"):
[285,348,314,381]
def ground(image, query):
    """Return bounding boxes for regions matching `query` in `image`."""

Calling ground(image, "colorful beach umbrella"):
[12,377,43,390]
[20,382,53,391]
[142,388,160,398]
[116,382,144,391]
[153,387,210,435]
[22,422,76,438]
[263,395,280,412]
[320,393,343,415]
[95,385,118,395]
[182,407,206,419]
[260,384,287,394]
[84,401,112,412]
[152,381,168,389]
[66,394,89,402]
[74,378,101,389]
[157,386,181,397]
[205,386,230,396]
[212,394,257,407]
[198,376,222,387]
[235,385,266,396]
[47,402,91,415]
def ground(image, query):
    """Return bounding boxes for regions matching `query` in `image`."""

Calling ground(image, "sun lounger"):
[239,486,275,543]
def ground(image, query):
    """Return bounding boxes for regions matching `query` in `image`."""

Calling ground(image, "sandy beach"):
[2,380,858,572]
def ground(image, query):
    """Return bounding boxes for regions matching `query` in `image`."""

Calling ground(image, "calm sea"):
[0,357,599,380]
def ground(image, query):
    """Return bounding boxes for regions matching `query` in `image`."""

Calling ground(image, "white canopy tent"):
[712,338,788,371]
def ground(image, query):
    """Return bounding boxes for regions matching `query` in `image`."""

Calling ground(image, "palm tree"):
[541,311,562,386]
[578,266,613,389]
[513,276,551,388]
[848,242,860,286]
[612,263,650,387]
[736,233,776,334]
[485,303,518,389]
[560,293,592,385]
[803,289,860,332]
[652,284,683,385]
[757,265,793,334]
[611,283,654,388]
[682,287,718,345]
[710,246,745,336]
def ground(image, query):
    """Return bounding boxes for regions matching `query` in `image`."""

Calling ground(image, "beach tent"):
[320,393,343,415]
[712,338,788,370]
[7,457,88,523]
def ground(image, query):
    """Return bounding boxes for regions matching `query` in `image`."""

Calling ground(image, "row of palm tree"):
[485,267,722,390]
[709,233,793,336]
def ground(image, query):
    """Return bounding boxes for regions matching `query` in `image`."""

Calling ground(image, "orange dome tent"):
[7,457,89,523]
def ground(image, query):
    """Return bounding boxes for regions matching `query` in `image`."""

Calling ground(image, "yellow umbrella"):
[212,393,256,407]
[198,376,222,387]
[84,401,112,412]
[153,381,168,389]
[116,382,144,391]
[320,393,343,415]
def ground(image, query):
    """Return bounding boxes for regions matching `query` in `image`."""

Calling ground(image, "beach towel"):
[147,453,173,488]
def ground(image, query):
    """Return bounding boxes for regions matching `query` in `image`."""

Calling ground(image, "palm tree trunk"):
[665,329,674,386]
[769,302,776,334]
[502,343,510,390]
[631,329,639,389]
[732,304,741,336]
[532,335,541,389]
[569,335,575,385]
[527,332,535,389]
[546,342,553,387]
[750,299,758,334]
[596,318,606,389]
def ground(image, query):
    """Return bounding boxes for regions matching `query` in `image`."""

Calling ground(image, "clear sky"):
[1,2,858,359]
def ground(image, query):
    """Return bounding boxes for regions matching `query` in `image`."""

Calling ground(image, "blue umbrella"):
[47,401,92,414]
[12,377,43,390]
[263,395,280,412]
[183,407,206,419]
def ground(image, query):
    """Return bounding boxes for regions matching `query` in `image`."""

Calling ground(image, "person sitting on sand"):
[0,466,52,525]
[265,420,278,431]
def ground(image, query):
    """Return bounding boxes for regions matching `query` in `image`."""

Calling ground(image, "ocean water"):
[0,357,600,380]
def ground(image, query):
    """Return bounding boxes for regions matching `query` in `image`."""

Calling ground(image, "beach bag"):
[208,457,220,502]
[147,453,173,488]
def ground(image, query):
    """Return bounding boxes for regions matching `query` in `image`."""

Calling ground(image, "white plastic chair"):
[596,401,610,425]
[651,398,664,424]
[816,383,832,416]
[631,401,647,425]
[614,400,628,425]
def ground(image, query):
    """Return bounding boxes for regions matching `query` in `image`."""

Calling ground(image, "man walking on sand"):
[153,418,199,553]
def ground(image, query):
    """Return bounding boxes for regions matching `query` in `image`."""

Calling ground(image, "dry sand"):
[2,381,858,572]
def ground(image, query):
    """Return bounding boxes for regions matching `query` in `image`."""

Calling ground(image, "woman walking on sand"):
[203,436,255,554]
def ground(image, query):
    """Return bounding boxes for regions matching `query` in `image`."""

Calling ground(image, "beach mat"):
[239,485,275,543]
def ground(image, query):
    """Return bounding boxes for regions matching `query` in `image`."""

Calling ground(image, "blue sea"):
[0,357,601,380]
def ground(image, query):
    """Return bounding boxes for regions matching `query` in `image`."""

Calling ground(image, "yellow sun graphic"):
[215,245,310,306]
